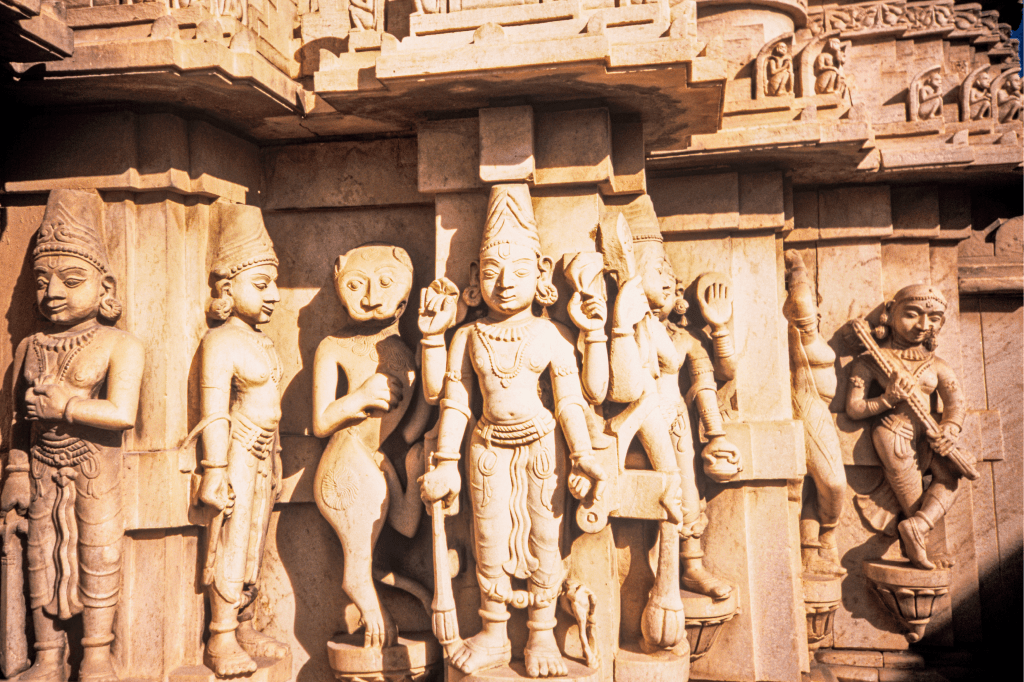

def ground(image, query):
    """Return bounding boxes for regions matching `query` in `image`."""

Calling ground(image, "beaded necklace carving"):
[475,320,535,388]
[33,325,100,384]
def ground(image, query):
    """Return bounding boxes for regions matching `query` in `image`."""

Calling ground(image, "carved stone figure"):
[418,183,606,678]
[969,71,993,120]
[765,42,794,96]
[997,73,1022,122]
[846,284,977,571]
[1,189,144,682]
[349,0,375,29]
[913,71,943,120]
[814,38,850,100]
[312,244,426,649]
[663,271,741,598]
[195,204,289,677]
[783,252,846,577]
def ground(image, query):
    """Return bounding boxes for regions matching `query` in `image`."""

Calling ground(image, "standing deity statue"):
[2,189,144,682]
[418,183,606,678]
[662,270,741,599]
[194,204,289,676]
[765,42,794,96]
[311,244,426,649]
[605,211,739,603]
[846,284,977,571]
[783,252,846,577]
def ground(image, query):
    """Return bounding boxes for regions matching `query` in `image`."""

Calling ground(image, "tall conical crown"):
[210,202,278,278]
[33,189,110,273]
[480,184,541,256]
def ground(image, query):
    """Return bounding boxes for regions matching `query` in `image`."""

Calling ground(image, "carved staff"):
[427,457,461,657]
[0,509,29,678]
[849,318,980,480]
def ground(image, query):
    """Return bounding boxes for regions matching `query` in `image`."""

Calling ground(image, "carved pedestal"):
[614,644,689,682]
[448,659,599,682]
[682,589,739,663]
[328,633,441,682]
[863,561,951,643]
[801,574,842,650]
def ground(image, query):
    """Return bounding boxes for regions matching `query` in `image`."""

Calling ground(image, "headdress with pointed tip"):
[480,184,541,257]
[623,195,663,244]
[210,202,278,279]
[33,189,110,273]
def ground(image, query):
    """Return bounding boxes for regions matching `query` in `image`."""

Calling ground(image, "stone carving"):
[194,203,289,677]
[961,66,996,121]
[312,244,427,651]
[783,252,846,578]
[845,284,979,572]
[350,0,376,29]
[814,38,851,101]
[808,0,978,37]
[994,71,1022,123]
[1,189,144,682]
[765,42,794,97]
[418,183,606,678]
[664,271,741,597]
[908,67,943,121]
[863,560,950,642]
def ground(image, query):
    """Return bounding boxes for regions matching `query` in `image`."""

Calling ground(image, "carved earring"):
[535,256,558,308]
[98,275,123,323]
[208,278,234,321]
[873,303,891,340]
[463,261,482,307]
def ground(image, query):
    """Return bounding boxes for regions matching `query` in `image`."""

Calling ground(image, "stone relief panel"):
[1,189,145,682]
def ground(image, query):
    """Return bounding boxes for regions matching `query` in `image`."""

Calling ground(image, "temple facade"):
[0,0,1021,679]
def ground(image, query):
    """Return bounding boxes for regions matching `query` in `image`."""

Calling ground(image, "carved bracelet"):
[63,396,84,424]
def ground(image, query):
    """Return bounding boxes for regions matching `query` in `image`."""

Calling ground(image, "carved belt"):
[31,433,98,470]
[475,410,555,447]
[231,412,275,461]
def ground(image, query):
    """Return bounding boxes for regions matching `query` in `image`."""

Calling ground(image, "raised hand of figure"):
[701,436,742,483]
[568,293,607,334]
[612,276,649,329]
[356,372,403,414]
[884,370,914,405]
[24,383,73,421]
[696,273,733,330]
[569,453,607,502]
[418,277,460,338]
[418,460,461,508]
[199,469,236,515]
[0,462,30,514]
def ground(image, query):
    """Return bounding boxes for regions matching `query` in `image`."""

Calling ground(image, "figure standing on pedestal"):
[783,252,846,577]
[418,183,606,678]
[663,272,741,599]
[194,205,289,677]
[312,244,426,649]
[846,284,973,570]
[2,189,144,682]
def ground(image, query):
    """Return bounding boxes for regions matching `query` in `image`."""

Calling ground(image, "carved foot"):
[80,647,119,682]
[357,607,398,649]
[205,633,258,678]
[236,621,289,659]
[10,650,66,682]
[448,632,511,675]
[804,550,848,578]
[898,517,935,570]
[680,566,734,601]
[524,629,568,678]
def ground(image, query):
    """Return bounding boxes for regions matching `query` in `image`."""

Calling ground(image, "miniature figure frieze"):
[312,243,427,649]
[765,42,794,97]
[193,203,289,677]
[994,71,1022,123]
[845,284,979,572]
[783,252,846,578]
[963,68,994,121]
[814,37,851,101]
[1,189,144,682]
[417,183,606,678]
[807,0,994,38]
[908,67,943,121]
